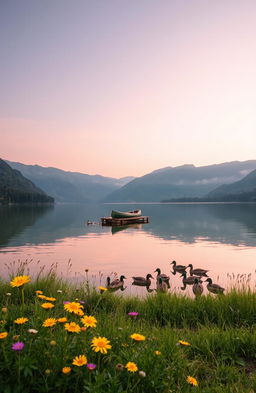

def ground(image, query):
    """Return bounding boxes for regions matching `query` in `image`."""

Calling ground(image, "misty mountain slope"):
[7,161,135,203]
[0,159,54,204]
[104,161,256,202]
[207,168,256,201]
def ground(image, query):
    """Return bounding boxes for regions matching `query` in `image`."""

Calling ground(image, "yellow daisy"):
[41,303,55,309]
[187,376,198,386]
[91,336,111,354]
[98,286,108,292]
[0,332,8,339]
[44,297,56,302]
[130,333,146,341]
[62,366,71,374]
[14,317,28,325]
[154,350,161,355]
[37,294,47,299]
[58,317,67,323]
[72,355,87,366]
[125,362,138,373]
[64,302,83,314]
[42,318,57,327]
[10,275,30,288]
[64,322,81,333]
[35,290,43,295]
[179,340,190,346]
[81,315,97,328]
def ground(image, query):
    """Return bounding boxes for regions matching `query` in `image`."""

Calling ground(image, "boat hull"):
[111,209,142,219]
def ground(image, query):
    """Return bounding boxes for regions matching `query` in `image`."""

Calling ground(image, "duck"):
[154,268,170,288]
[192,277,204,297]
[156,277,168,292]
[180,272,202,285]
[132,274,154,287]
[170,260,187,274]
[205,278,225,295]
[106,275,126,290]
[187,264,209,277]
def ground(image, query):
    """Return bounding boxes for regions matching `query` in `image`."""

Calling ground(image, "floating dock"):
[101,216,149,226]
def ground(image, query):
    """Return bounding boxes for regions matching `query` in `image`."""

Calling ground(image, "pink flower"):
[87,363,96,370]
[63,301,70,304]
[12,341,25,351]
[128,312,139,317]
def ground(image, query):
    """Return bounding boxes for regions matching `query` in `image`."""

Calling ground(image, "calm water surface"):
[0,203,255,296]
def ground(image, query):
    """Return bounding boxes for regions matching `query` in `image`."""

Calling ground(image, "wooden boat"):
[111,209,142,219]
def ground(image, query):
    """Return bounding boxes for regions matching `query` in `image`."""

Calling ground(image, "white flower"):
[57,290,62,293]
[6,293,12,296]
[28,329,38,334]
[139,371,146,378]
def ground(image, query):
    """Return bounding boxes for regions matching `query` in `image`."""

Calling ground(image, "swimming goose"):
[132,274,154,286]
[154,268,170,288]
[170,260,187,274]
[192,277,204,297]
[180,272,202,285]
[187,264,208,277]
[205,278,225,295]
[156,277,168,292]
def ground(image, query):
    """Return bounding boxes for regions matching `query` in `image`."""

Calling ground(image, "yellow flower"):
[37,294,47,299]
[41,303,55,309]
[44,297,56,302]
[12,335,20,340]
[1,308,7,313]
[64,322,81,333]
[81,315,97,328]
[35,290,43,295]
[62,366,71,374]
[130,333,146,341]
[58,317,67,323]
[10,275,30,288]
[0,332,8,339]
[72,355,87,366]
[42,318,57,327]
[98,286,108,292]
[91,336,111,354]
[179,340,190,346]
[50,340,57,346]
[64,302,83,314]
[125,362,138,373]
[14,317,28,325]
[187,376,198,386]
[75,309,84,316]
[154,350,161,355]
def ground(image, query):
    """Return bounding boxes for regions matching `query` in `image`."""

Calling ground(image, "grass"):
[0,264,255,393]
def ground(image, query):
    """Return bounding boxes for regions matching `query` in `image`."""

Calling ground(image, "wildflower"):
[37,294,47,299]
[1,308,7,313]
[125,362,138,373]
[10,275,30,288]
[139,370,146,378]
[12,341,25,351]
[50,340,57,346]
[179,340,190,346]
[6,293,12,296]
[63,301,70,304]
[13,335,20,340]
[72,355,87,366]
[75,309,84,316]
[116,363,124,371]
[42,318,57,327]
[154,350,161,355]
[81,327,87,332]
[45,297,56,302]
[130,333,146,341]
[64,302,83,314]
[28,329,38,334]
[64,322,81,333]
[14,317,28,325]
[87,363,97,370]
[41,302,55,309]
[186,376,198,386]
[128,312,139,317]
[91,336,112,354]
[79,300,85,304]
[0,332,8,339]
[62,366,71,374]
[81,315,97,328]
[35,290,43,295]
[57,317,67,323]
[45,369,51,375]
[57,289,63,293]
[98,286,108,292]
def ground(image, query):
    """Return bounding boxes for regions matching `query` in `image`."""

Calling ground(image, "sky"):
[1,0,256,178]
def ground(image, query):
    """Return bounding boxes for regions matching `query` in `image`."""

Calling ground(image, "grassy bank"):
[0,268,255,393]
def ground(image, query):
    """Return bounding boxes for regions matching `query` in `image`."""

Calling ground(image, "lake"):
[0,203,255,296]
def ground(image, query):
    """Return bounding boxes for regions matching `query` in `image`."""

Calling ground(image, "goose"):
[107,275,126,290]
[180,272,202,285]
[187,264,208,277]
[132,274,154,286]
[170,260,187,274]
[192,277,204,297]
[156,277,168,292]
[154,268,170,288]
[205,278,225,295]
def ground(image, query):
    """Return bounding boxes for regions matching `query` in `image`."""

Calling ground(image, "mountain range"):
[4,159,256,203]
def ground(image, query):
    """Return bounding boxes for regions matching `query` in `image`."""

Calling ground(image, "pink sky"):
[1,1,256,177]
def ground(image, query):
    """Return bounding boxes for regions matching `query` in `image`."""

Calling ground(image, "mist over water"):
[0,203,255,295]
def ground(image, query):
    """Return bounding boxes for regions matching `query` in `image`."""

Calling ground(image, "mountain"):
[206,168,256,201]
[0,159,54,204]
[7,161,135,203]
[104,161,256,202]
